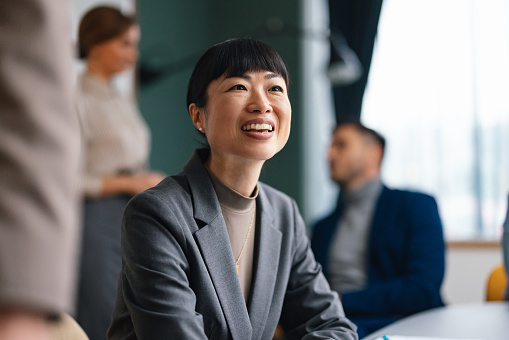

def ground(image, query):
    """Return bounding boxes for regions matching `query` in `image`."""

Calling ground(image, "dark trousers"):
[76,195,131,340]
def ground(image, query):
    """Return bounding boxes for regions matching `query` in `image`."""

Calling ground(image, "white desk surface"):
[362,301,509,340]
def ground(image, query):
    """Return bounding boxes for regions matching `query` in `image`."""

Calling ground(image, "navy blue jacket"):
[311,186,445,324]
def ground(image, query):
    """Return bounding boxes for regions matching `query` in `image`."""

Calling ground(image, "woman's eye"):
[121,40,134,48]
[269,85,284,92]
[229,84,247,91]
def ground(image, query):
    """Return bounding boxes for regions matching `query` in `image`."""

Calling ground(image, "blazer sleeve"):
[341,194,445,316]
[117,191,208,339]
[279,200,358,340]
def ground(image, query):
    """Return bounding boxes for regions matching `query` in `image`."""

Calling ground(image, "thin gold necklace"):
[235,200,256,274]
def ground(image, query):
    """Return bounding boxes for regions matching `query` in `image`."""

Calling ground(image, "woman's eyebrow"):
[225,72,281,80]
[225,74,251,80]
[265,72,281,80]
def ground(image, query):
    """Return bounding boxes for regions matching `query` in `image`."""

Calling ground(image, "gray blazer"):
[108,149,357,340]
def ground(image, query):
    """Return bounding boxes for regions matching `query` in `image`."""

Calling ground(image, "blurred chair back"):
[486,264,508,301]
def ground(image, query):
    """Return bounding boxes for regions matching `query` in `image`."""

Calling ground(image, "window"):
[362,0,509,240]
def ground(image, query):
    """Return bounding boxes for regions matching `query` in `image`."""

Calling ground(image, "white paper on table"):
[372,336,482,340]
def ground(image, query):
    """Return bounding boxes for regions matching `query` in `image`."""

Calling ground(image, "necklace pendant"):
[236,264,240,274]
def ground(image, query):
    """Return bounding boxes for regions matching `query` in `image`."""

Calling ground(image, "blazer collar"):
[182,149,283,340]
[183,148,223,224]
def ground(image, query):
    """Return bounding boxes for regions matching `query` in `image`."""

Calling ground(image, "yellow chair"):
[485,264,508,301]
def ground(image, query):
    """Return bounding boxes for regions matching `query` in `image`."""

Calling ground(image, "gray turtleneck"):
[328,178,383,294]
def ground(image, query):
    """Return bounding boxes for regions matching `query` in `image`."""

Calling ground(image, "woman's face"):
[89,25,140,77]
[193,70,292,163]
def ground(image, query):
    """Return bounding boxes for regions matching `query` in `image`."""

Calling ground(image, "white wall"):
[442,245,502,304]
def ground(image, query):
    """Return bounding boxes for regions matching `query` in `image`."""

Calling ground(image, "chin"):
[238,146,281,162]
[259,147,285,162]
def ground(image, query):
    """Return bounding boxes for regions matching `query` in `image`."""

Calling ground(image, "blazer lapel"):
[195,219,252,340]
[247,186,282,340]
[184,149,252,340]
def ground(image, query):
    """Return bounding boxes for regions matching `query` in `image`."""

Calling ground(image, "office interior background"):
[72,0,507,304]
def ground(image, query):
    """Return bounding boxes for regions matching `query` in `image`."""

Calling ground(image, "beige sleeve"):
[0,0,81,314]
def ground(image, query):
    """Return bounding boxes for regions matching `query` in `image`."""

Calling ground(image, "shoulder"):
[74,79,104,121]
[75,75,96,101]
[258,181,294,203]
[379,186,441,225]
[122,174,197,247]
[129,173,192,211]
[382,186,437,205]
[257,182,303,233]
[311,197,339,234]
[257,182,299,215]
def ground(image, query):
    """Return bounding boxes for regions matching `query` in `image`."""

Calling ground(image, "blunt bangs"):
[187,38,289,108]
[221,39,289,84]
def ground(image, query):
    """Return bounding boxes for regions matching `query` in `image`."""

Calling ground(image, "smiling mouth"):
[241,123,274,132]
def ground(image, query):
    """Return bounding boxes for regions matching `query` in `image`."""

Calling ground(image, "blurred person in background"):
[75,6,165,340]
[0,0,81,339]
[311,119,445,338]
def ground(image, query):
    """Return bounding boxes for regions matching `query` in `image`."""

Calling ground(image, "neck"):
[205,151,264,197]
[341,170,380,193]
[86,61,113,83]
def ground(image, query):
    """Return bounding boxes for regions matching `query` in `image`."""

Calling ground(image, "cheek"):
[103,50,121,66]
[202,105,232,137]
[336,150,353,166]
[278,102,292,134]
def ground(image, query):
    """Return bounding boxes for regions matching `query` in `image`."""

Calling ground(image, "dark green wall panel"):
[138,1,305,212]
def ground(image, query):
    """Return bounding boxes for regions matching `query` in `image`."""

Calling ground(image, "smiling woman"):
[107,38,358,340]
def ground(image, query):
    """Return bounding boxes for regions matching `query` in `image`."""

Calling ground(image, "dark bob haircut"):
[187,38,289,109]
[78,6,136,59]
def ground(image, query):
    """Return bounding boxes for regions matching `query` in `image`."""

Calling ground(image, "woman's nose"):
[247,91,272,113]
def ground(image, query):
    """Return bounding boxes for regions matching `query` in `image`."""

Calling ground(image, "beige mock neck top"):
[207,170,258,303]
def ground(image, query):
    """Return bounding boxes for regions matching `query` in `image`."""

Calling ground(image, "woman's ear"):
[189,103,205,133]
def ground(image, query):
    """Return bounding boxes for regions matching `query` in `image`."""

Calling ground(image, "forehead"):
[332,125,362,141]
[120,25,140,38]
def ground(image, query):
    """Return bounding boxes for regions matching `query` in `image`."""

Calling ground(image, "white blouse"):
[76,72,150,197]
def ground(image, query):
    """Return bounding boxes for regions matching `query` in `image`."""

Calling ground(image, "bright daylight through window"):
[362,0,509,240]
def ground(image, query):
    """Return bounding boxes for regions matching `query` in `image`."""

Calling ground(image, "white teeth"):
[242,123,274,131]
